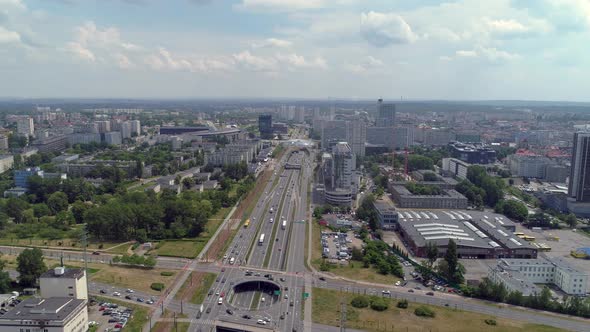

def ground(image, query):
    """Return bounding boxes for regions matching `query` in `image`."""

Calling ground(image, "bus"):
[259,234,265,245]
[244,219,250,228]
[514,232,525,237]
[523,235,536,242]
[282,220,287,230]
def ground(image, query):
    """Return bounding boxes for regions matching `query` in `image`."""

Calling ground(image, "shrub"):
[414,306,436,318]
[370,298,389,311]
[484,319,497,326]
[150,283,165,291]
[98,244,104,249]
[160,271,175,277]
[350,296,369,308]
[397,299,409,309]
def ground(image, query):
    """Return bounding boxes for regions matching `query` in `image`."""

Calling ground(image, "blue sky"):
[1,0,589,100]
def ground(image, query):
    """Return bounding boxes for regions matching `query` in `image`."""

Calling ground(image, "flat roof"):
[0,298,85,322]
[398,209,534,251]
[40,268,85,280]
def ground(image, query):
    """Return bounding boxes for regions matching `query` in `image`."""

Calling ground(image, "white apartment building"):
[0,155,14,174]
[17,117,35,137]
[442,158,471,180]
[40,267,88,300]
[489,257,588,295]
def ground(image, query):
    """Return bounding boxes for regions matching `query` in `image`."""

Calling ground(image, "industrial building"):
[489,257,588,296]
[373,197,398,230]
[389,184,469,209]
[0,298,88,332]
[397,210,537,259]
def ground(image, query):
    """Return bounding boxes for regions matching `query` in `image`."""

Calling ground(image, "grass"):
[251,291,262,310]
[312,287,568,332]
[93,296,149,332]
[153,239,207,259]
[0,237,125,251]
[175,272,217,304]
[151,310,189,332]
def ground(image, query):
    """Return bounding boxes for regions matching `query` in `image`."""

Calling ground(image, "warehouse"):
[397,210,537,259]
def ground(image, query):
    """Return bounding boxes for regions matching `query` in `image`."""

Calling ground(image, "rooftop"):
[0,298,85,322]
[40,267,85,280]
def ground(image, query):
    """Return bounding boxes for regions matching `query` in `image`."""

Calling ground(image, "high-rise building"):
[331,142,357,191]
[376,99,396,127]
[94,120,111,133]
[569,132,590,202]
[121,122,132,139]
[568,132,590,216]
[17,117,34,137]
[295,107,305,123]
[321,120,348,150]
[347,119,366,157]
[259,114,273,139]
[130,120,141,136]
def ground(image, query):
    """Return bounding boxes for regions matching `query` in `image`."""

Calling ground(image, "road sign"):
[303,293,309,299]
[274,290,281,296]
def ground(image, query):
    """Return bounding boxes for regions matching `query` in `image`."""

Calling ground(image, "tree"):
[4,197,30,223]
[0,254,11,293]
[422,172,438,181]
[564,213,578,228]
[495,200,528,222]
[441,239,464,283]
[425,241,438,269]
[17,248,47,287]
[47,192,69,215]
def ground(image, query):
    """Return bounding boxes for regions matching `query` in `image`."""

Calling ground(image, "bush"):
[160,271,174,277]
[150,283,165,291]
[370,298,389,311]
[414,306,436,318]
[350,296,369,308]
[397,299,409,309]
[484,319,497,326]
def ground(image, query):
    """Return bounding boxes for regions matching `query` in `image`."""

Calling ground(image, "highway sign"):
[303,292,309,299]
[274,290,281,296]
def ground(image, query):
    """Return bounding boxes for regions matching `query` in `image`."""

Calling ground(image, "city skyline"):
[1,0,589,100]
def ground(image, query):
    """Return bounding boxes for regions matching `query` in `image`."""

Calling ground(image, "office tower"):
[259,114,273,139]
[17,117,34,137]
[376,99,396,127]
[321,120,348,150]
[94,121,111,133]
[295,107,305,123]
[332,142,356,191]
[569,132,590,202]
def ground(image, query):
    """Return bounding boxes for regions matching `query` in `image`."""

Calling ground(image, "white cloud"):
[236,0,329,12]
[65,42,95,62]
[482,17,551,38]
[456,50,477,57]
[115,53,133,69]
[0,0,26,10]
[232,50,278,72]
[346,55,384,73]
[360,11,417,47]
[0,26,20,43]
[251,38,292,48]
[276,53,327,69]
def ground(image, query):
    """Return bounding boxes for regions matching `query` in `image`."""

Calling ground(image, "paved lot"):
[88,300,136,332]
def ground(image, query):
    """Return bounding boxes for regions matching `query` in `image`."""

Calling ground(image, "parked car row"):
[98,302,133,331]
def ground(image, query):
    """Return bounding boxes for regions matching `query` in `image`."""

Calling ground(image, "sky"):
[1,0,590,100]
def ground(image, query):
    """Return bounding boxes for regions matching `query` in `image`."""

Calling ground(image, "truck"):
[229,257,235,265]
[270,207,274,213]
[282,220,287,230]
[259,233,265,245]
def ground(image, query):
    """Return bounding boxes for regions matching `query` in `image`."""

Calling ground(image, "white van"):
[218,297,223,305]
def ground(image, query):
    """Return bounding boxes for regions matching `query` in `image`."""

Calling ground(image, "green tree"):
[16,248,47,287]
[564,213,578,228]
[47,192,69,215]
[495,200,528,222]
[4,197,30,223]
[0,254,11,293]
[425,241,438,269]
[441,239,464,283]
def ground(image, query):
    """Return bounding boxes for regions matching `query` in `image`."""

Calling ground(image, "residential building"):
[103,131,122,145]
[17,117,34,137]
[347,119,366,157]
[0,297,88,332]
[121,121,132,139]
[508,154,552,178]
[321,120,349,150]
[40,267,88,300]
[32,135,68,153]
[259,114,273,139]
[0,135,8,150]
[68,133,101,145]
[442,158,470,179]
[94,120,111,133]
[489,257,588,296]
[366,127,394,149]
[376,99,396,127]
[0,155,14,174]
[545,164,569,183]
[129,120,141,136]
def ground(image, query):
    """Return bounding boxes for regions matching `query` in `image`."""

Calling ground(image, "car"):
[221,278,226,283]
[206,307,211,314]
[261,297,266,303]
[395,281,401,286]
[113,292,121,297]
[223,254,228,259]
[92,251,100,255]
[289,301,294,307]
[125,295,132,300]
[216,277,220,282]
[220,291,225,297]
[280,314,285,320]
[221,268,225,272]
[208,290,213,296]
[226,309,234,315]
[382,290,391,295]
[414,287,421,290]
[278,248,281,251]
[242,314,252,319]
[276,238,279,241]
[284,294,289,299]
[218,298,223,305]
[408,289,414,293]
[126,289,134,293]
[257,319,267,325]
[319,277,326,281]
[444,303,450,307]
[137,298,145,302]
[146,300,154,304]
[100,289,107,294]
[215,291,220,296]
[426,292,434,296]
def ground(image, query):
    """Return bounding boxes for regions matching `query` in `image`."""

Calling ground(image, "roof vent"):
[54,266,65,276]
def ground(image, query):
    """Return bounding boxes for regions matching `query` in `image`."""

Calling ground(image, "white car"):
[218,297,223,305]
[126,289,134,293]
[113,292,121,297]
[257,319,267,325]
[382,290,391,295]
[395,281,401,286]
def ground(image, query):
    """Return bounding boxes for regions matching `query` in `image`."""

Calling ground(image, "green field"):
[312,287,567,332]
[154,239,207,258]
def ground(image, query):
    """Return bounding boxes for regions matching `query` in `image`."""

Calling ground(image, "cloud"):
[276,53,327,70]
[511,0,590,31]
[251,38,292,49]
[0,26,20,44]
[346,55,384,73]
[65,42,95,61]
[482,17,551,38]
[115,53,133,69]
[453,46,520,63]
[360,11,417,47]
[236,0,328,12]
[233,50,278,72]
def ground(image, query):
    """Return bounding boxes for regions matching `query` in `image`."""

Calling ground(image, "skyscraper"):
[568,132,590,216]
[259,114,273,139]
[376,99,396,127]
[347,119,366,158]
[332,142,356,191]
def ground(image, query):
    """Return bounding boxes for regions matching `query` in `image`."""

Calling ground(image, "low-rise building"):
[373,197,398,230]
[0,155,14,174]
[40,267,88,300]
[0,297,88,332]
[489,257,588,296]
[389,184,468,209]
[441,158,470,180]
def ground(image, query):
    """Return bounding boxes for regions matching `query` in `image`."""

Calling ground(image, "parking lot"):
[320,231,357,262]
[88,300,136,332]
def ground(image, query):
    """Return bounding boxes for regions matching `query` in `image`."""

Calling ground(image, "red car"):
[220,291,225,297]
[115,324,123,328]
[99,307,105,311]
